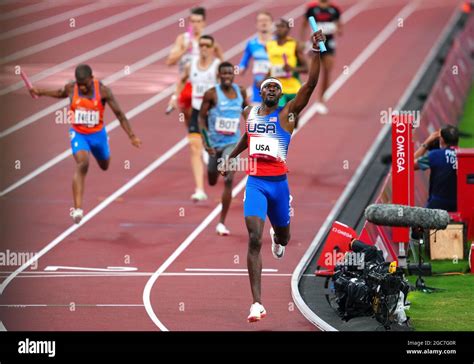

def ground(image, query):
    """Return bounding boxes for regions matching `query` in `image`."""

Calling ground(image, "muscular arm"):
[199,88,216,148]
[31,82,73,98]
[102,85,141,147]
[280,31,324,133]
[166,34,186,66]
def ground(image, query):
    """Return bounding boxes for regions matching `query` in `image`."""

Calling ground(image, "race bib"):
[74,109,99,127]
[252,60,270,75]
[319,22,337,35]
[249,136,279,160]
[194,83,211,97]
[271,65,289,78]
[215,117,239,135]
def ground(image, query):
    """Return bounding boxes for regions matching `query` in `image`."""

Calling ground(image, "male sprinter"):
[166,7,223,119]
[238,11,273,104]
[174,35,221,201]
[300,0,342,114]
[222,30,325,322]
[30,64,141,223]
[266,19,308,127]
[199,61,247,236]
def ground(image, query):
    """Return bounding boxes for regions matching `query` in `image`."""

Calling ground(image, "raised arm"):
[280,30,325,132]
[102,85,141,148]
[166,34,186,66]
[30,82,73,98]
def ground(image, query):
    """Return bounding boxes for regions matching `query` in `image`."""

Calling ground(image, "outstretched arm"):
[102,85,141,148]
[30,82,73,98]
[280,30,325,133]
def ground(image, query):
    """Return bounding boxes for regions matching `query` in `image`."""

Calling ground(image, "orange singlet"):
[70,78,105,134]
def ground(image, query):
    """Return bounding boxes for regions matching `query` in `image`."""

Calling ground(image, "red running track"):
[0,0,461,331]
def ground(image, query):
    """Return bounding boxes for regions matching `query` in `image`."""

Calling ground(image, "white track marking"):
[44,266,138,272]
[0,4,278,292]
[184,268,278,272]
[0,2,167,65]
[0,304,144,308]
[0,321,6,331]
[0,2,112,41]
[0,272,299,278]
[0,2,268,196]
[0,1,65,21]
[0,0,254,99]
[142,0,420,331]
[0,137,188,294]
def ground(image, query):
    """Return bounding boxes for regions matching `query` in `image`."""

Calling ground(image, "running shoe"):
[270,227,285,259]
[191,190,208,202]
[70,208,83,224]
[216,223,230,236]
[247,302,266,323]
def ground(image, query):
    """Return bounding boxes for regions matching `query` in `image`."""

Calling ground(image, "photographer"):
[414,125,459,212]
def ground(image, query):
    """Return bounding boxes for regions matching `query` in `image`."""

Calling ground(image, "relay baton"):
[308,16,327,53]
[20,70,38,99]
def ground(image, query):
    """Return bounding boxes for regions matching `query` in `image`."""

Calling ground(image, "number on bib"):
[74,109,99,127]
[215,117,239,135]
[249,136,279,160]
[252,60,270,75]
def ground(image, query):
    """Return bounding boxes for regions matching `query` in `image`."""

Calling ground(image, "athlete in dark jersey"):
[300,0,342,114]
[415,126,459,212]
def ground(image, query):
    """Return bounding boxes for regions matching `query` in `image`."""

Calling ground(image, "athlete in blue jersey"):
[222,30,326,322]
[199,62,248,236]
[238,11,273,104]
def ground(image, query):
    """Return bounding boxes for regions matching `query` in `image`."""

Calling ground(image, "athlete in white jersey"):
[166,7,223,118]
[174,35,221,202]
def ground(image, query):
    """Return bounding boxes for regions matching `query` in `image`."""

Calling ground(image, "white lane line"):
[0,0,239,99]
[0,0,261,136]
[44,265,138,272]
[0,1,65,21]
[0,304,144,308]
[142,0,406,332]
[0,2,167,65]
[0,5,276,292]
[0,137,188,295]
[0,1,198,97]
[184,268,278,272]
[0,321,6,331]
[0,1,268,196]
[0,2,112,41]
[0,273,297,279]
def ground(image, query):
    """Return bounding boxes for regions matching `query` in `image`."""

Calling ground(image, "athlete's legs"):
[245,215,265,304]
[96,159,110,171]
[220,171,234,224]
[189,134,205,192]
[72,150,89,210]
[319,54,335,102]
